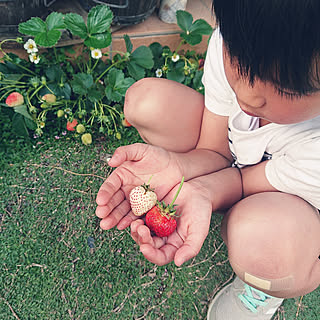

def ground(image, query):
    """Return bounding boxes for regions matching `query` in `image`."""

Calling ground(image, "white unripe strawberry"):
[129,183,157,216]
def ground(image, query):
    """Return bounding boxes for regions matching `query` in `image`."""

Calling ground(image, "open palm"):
[96,143,184,230]
[130,178,213,266]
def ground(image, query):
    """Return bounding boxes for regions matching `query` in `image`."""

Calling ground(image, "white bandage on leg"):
[243,272,294,292]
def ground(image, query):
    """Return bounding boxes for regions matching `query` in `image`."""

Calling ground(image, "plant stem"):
[169,176,184,209]
[95,59,126,83]
[91,58,99,73]
[29,85,44,100]
[175,40,184,54]
[147,175,153,184]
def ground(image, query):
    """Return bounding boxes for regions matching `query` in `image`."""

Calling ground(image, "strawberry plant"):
[0,7,212,144]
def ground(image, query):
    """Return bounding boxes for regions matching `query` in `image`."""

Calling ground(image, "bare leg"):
[221,192,320,298]
[124,78,205,152]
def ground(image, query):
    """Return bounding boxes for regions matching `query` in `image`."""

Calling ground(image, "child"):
[96,0,320,318]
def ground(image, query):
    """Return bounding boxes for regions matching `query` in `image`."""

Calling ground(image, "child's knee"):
[224,192,320,297]
[124,78,159,128]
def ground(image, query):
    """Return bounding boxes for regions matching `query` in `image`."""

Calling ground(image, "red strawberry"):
[122,118,132,127]
[66,119,78,131]
[146,176,184,237]
[6,92,24,107]
[129,179,157,216]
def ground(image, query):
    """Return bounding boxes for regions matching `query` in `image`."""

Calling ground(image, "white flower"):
[24,39,38,53]
[29,53,40,64]
[155,68,163,78]
[172,53,180,62]
[91,48,102,59]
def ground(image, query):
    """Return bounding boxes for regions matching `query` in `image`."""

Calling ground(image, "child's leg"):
[124,78,205,152]
[221,192,320,298]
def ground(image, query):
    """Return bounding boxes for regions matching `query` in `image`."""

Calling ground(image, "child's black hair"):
[212,0,320,95]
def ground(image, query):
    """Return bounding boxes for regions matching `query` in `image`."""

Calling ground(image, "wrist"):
[173,148,231,181]
[192,167,243,211]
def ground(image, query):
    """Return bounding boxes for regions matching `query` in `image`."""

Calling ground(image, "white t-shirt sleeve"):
[265,138,320,209]
[202,28,238,116]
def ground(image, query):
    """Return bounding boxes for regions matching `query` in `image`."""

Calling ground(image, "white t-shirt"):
[202,29,320,209]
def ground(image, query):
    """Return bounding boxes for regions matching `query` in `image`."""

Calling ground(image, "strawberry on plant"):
[66,119,78,131]
[57,110,64,118]
[81,133,92,145]
[5,92,24,107]
[122,118,132,127]
[146,176,184,237]
[76,124,86,133]
[129,178,157,216]
[41,94,56,104]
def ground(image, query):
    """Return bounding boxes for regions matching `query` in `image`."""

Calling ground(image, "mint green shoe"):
[207,277,284,320]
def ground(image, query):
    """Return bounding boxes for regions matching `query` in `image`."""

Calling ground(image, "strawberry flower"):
[29,53,40,64]
[171,53,180,62]
[66,119,78,131]
[91,48,102,60]
[24,39,38,53]
[155,68,163,78]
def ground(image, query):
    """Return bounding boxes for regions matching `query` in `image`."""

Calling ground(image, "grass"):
[0,127,319,320]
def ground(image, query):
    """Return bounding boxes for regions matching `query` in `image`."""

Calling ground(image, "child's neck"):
[259,118,271,127]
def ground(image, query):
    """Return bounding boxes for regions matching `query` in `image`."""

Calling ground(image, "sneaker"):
[207,277,284,320]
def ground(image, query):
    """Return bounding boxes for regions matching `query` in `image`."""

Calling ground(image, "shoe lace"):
[238,284,272,313]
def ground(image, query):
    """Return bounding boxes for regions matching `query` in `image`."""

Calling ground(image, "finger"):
[130,221,165,248]
[174,228,208,266]
[99,199,131,230]
[108,143,148,167]
[130,219,145,243]
[140,243,178,266]
[95,189,125,218]
[117,211,140,230]
[96,171,123,206]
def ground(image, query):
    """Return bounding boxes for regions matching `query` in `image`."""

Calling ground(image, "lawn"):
[0,126,319,320]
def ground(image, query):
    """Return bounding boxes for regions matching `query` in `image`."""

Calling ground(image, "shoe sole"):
[207,283,232,320]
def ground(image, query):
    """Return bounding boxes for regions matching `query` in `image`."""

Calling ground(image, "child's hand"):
[130,179,213,266]
[95,143,183,230]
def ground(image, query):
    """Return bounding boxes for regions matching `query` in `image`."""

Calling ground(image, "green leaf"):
[71,73,94,95]
[12,113,29,137]
[176,10,193,32]
[13,105,33,120]
[124,34,133,53]
[64,13,88,39]
[25,117,37,130]
[167,69,185,83]
[87,5,113,34]
[87,87,103,102]
[45,83,71,100]
[3,74,24,82]
[46,12,65,30]
[127,61,145,80]
[35,29,61,47]
[130,46,154,69]
[149,42,163,58]
[181,32,202,46]
[84,32,112,49]
[193,70,204,88]
[18,17,46,36]
[45,65,64,82]
[190,19,213,35]
[105,69,135,102]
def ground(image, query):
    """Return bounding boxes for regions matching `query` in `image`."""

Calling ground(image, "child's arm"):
[240,161,277,197]
[96,110,233,230]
